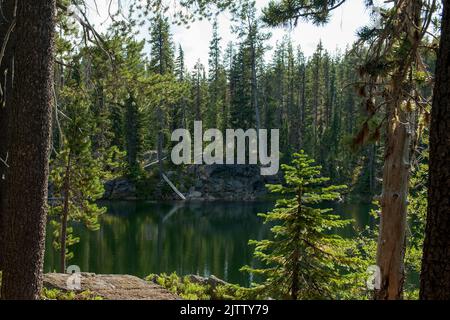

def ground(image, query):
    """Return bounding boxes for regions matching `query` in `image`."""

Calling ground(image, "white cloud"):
[171,0,370,69]
[86,0,371,70]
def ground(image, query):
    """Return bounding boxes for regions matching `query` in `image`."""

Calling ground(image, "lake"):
[44,201,375,287]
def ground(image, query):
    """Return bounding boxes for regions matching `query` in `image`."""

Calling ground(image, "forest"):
[0,0,449,302]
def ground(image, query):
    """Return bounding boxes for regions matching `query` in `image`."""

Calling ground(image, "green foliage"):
[404,140,429,298]
[41,288,102,300]
[262,0,350,26]
[147,273,213,300]
[47,1,436,301]
[147,273,259,300]
[49,84,124,266]
[242,151,365,300]
[148,14,175,75]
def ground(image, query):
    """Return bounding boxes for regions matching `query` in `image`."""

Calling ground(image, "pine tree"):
[242,151,354,300]
[0,0,56,300]
[229,45,252,129]
[191,60,208,124]
[49,85,123,273]
[262,0,437,299]
[174,45,188,129]
[232,0,271,132]
[207,18,227,129]
[175,44,186,82]
[421,0,450,299]
[124,92,143,176]
[149,14,174,76]
[148,13,175,178]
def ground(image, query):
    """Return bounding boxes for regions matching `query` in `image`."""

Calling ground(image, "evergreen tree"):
[175,44,186,82]
[229,44,252,129]
[243,151,354,300]
[0,0,56,300]
[148,13,176,178]
[421,0,450,299]
[207,18,227,129]
[149,14,175,75]
[232,0,270,132]
[49,84,123,272]
[124,92,143,176]
[174,45,188,129]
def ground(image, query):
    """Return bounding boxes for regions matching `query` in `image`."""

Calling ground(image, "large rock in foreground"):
[44,273,179,300]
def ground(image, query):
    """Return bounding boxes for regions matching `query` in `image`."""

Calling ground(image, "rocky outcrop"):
[103,178,137,200]
[185,165,280,201]
[44,273,179,300]
[187,275,229,288]
[101,165,281,201]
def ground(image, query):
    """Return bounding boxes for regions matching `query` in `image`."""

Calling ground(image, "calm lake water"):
[44,201,375,286]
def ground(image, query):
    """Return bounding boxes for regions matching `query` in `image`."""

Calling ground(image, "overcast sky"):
[87,0,373,70]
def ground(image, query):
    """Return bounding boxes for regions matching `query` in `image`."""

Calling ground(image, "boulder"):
[103,178,136,200]
[43,273,179,300]
[187,274,228,288]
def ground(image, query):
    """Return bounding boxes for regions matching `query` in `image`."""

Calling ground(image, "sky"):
[86,0,374,70]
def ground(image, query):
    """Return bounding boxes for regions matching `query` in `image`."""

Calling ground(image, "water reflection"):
[44,201,374,286]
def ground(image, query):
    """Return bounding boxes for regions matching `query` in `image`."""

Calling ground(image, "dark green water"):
[44,201,374,286]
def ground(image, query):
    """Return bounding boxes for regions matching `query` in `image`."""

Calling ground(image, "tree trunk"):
[60,152,72,273]
[250,41,261,133]
[0,0,16,273]
[375,101,411,299]
[1,0,55,300]
[420,0,450,300]
[374,0,422,300]
[291,189,303,300]
[157,106,164,179]
[299,65,306,148]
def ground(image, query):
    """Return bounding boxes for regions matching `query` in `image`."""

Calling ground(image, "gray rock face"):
[103,178,137,200]
[44,273,179,300]
[189,191,203,199]
[185,164,280,201]
[188,274,228,288]
[100,164,281,201]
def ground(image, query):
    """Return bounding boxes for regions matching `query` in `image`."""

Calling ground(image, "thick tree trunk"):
[0,0,15,273]
[0,96,6,273]
[420,0,450,300]
[1,0,55,300]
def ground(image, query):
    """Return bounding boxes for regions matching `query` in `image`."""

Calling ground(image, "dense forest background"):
[51,3,422,201]
[0,0,449,301]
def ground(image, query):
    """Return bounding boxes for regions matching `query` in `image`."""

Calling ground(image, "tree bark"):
[291,189,303,300]
[1,0,55,300]
[0,0,16,274]
[250,39,261,133]
[375,102,411,300]
[374,0,422,300]
[60,152,72,273]
[420,0,450,300]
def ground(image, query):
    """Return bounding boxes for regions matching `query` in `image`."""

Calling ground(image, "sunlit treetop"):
[105,0,243,25]
[262,0,373,27]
